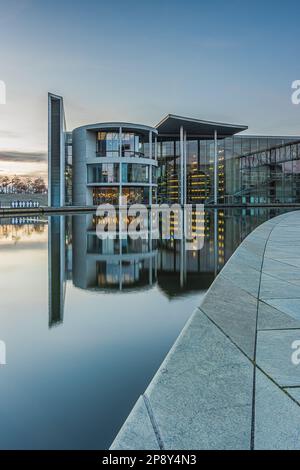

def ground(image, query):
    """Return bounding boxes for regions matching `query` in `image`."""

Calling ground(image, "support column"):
[149,131,153,159]
[184,130,187,206]
[119,126,122,205]
[214,129,218,205]
[214,209,218,277]
[180,126,184,205]
[149,131,153,206]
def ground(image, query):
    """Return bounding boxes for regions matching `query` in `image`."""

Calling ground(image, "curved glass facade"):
[121,132,149,158]
[96,130,154,159]
[122,163,149,183]
[93,187,119,205]
[96,132,119,157]
[88,164,119,183]
[122,187,149,204]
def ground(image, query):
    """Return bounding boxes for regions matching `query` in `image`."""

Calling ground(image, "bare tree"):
[0,176,10,193]
[25,177,33,193]
[33,177,47,193]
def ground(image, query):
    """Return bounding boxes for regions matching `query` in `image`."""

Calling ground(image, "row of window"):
[88,164,157,184]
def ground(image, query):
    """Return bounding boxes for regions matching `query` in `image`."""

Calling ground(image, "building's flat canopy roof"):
[156,114,248,138]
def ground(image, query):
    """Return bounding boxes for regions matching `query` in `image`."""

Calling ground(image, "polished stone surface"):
[111,210,300,450]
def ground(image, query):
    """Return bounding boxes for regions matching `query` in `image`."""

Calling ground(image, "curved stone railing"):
[111,210,300,450]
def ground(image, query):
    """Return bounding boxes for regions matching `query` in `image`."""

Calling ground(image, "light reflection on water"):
[0,208,288,449]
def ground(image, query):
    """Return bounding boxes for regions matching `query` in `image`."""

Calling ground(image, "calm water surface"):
[0,208,287,449]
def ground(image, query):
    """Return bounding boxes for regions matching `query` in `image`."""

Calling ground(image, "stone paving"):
[111,211,300,450]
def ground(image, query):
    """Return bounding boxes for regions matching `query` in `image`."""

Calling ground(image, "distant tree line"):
[0,175,47,194]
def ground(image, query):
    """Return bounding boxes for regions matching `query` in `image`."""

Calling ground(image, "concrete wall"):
[48,94,65,207]
[72,127,89,206]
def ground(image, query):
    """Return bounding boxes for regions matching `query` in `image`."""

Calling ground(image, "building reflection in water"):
[47,207,285,328]
[48,216,66,328]
[73,214,158,291]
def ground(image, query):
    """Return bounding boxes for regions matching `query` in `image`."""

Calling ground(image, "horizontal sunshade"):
[156,114,248,137]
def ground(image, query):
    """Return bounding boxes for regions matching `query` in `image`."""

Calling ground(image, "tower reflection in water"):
[48,208,283,328]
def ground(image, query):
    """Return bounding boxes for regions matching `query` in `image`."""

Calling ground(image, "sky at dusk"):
[0,0,300,178]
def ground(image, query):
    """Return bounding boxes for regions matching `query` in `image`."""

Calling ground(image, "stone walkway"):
[111,211,300,450]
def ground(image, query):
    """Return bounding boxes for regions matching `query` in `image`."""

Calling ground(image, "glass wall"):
[239,140,300,203]
[122,163,149,183]
[65,132,73,205]
[122,187,149,204]
[92,187,119,205]
[96,129,154,159]
[121,132,149,158]
[88,164,119,183]
[157,140,181,203]
[97,132,119,157]
[157,135,300,204]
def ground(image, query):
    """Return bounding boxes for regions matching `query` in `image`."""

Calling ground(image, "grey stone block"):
[200,275,257,358]
[262,299,300,322]
[222,258,261,297]
[254,370,300,450]
[257,300,300,330]
[262,258,300,281]
[284,388,300,403]
[260,274,300,300]
[110,396,159,450]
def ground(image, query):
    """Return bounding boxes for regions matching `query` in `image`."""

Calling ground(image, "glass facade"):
[122,132,149,158]
[122,186,149,205]
[87,127,157,205]
[70,119,300,207]
[157,140,181,203]
[157,135,300,204]
[96,132,119,157]
[88,164,119,183]
[92,186,151,205]
[93,187,119,205]
[96,130,154,159]
[122,163,149,183]
[239,139,300,203]
[65,132,73,205]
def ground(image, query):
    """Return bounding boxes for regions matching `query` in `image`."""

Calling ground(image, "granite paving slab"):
[254,369,300,450]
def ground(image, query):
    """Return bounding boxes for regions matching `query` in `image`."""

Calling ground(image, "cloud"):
[0,150,47,163]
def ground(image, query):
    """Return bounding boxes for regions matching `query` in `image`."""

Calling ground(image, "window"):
[93,187,119,205]
[97,132,119,157]
[121,132,147,157]
[122,164,149,183]
[88,164,119,183]
[122,187,149,204]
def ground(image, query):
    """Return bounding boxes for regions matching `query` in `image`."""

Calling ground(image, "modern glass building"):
[48,94,300,207]
[72,122,158,206]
